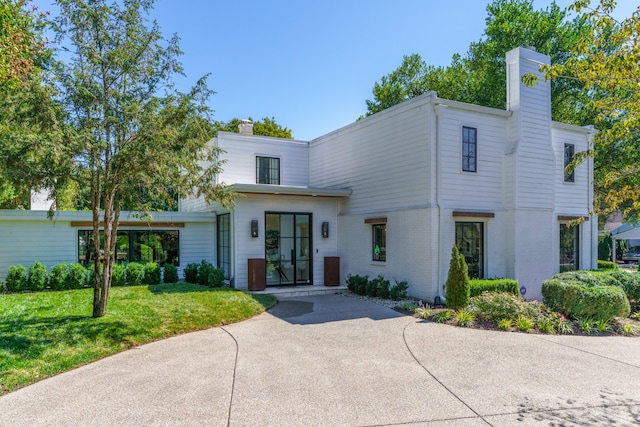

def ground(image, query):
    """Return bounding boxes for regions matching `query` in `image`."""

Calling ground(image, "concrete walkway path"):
[1,294,640,426]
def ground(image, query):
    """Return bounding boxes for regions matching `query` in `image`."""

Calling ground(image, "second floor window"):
[256,156,280,185]
[564,143,575,183]
[462,126,477,172]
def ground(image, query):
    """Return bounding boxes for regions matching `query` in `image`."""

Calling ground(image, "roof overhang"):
[231,183,352,198]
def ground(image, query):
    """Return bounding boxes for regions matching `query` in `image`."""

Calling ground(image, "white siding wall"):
[230,194,340,289]
[0,211,216,283]
[552,126,591,214]
[310,96,433,214]
[338,209,436,299]
[217,132,309,186]
[438,108,508,209]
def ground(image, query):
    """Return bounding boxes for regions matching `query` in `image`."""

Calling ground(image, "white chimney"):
[238,119,253,135]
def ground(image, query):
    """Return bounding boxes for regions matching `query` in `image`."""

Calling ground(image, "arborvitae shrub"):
[184,263,199,283]
[111,263,126,287]
[163,264,179,283]
[27,261,48,291]
[68,263,88,289]
[209,266,225,287]
[5,265,27,292]
[49,263,69,291]
[143,262,161,285]
[197,260,214,286]
[126,262,145,286]
[445,245,470,310]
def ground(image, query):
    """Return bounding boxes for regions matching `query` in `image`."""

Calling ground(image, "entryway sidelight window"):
[455,222,483,278]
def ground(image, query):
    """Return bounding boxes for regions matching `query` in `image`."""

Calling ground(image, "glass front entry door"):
[265,213,311,286]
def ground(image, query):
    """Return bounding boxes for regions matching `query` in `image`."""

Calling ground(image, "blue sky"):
[34,1,639,141]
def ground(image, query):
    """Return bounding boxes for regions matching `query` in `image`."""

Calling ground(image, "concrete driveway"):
[1,294,640,426]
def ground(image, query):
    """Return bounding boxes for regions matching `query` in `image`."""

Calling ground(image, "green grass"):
[0,283,276,395]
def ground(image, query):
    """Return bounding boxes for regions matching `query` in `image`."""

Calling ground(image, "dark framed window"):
[217,214,231,280]
[455,222,483,278]
[372,223,386,262]
[256,156,280,185]
[564,143,575,183]
[462,126,477,172]
[78,230,179,266]
[559,223,579,272]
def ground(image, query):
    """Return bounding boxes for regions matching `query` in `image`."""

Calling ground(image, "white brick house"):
[183,47,597,301]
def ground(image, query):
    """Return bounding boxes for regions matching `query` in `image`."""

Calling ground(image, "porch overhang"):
[231,183,352,198]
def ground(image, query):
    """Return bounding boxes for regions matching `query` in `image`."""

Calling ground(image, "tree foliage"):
[0,0,45,86]
[49,0,233,317]
[543,1,640,220]
[214,116,293,139]
[363,0,590,125]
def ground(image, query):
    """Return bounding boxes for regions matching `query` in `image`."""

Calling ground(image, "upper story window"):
[462,126,477,172]
[256,156,280,185]
[564,143,575,183]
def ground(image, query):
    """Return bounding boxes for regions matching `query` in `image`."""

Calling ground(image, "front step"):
[247,285,348,298]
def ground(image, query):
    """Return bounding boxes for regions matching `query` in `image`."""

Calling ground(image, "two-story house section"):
[185,47,597,301]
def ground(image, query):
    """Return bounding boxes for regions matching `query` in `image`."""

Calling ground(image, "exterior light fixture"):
[322,222,329,238]
[251,220,258,238]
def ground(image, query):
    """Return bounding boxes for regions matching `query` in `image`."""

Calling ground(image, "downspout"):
[434,100,448,303]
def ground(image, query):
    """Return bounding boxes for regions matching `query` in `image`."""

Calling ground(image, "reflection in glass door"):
[265,213,311,286]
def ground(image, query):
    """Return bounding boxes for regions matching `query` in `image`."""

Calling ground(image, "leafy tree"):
[214,116,293,139]
[541,1,640,220]
[0,0,45,86]
[363,0,590,125]
[49,0,234,317]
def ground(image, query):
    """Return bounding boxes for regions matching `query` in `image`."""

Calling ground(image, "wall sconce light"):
[251,220,258,238]
[322,222,329,238]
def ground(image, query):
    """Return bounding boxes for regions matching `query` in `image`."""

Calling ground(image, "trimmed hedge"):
[469,278,519,298]
[68,263,88,289]
[27,261,48,291]
[542,277,630,321]
[5,265,27,292]
[49,263,69,291]
[143,262,161,285]
[597,260,618,270]
[163,264,179,283]
[346,274,409,301]
[126,262,145,286]
[111,263,126,286]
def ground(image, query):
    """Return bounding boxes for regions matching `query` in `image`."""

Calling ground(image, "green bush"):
[469,278,519,298]
[143,262,161,285]
[374,275,391,299]
[389,279,409,301]
[27,261,48,292]
[346,274,369,296]
[445,245,470,310]
[163,264,179,284]
[597,260,618,270]
[111,263,126,287]
[365,276,378,297]
[542,278,630,321]
[5,265,27,292]
[610,271,640,302]
[197,260,214,286]
[49,263,69,291]
[68,263,88,289]
[470,292,523,322]
[208,266,225,288]
[126,262,145,286]
[184,262,199,284]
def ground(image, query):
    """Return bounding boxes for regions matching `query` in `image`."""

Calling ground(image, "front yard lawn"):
[0,283,276,395]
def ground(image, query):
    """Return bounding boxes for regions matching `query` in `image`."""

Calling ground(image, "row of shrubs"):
[542,270,640,321]
[346,274,409,301]
[0,261,182,292]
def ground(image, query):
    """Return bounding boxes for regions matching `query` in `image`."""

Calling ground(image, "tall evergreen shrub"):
[445,245,470,310]
[5,265,27,292]
[27,261,48,291]
[49,263,69,291]
[163,264,179,283]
